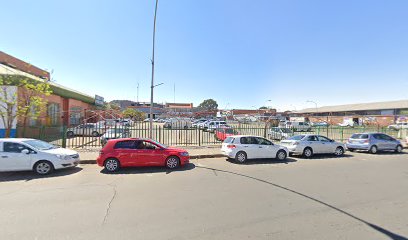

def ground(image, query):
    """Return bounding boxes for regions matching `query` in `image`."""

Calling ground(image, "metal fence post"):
[62,125,67,148]
[198,128,201,146]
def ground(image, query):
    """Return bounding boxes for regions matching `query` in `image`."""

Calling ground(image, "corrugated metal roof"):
[0,63,95,104]
[297,100,408,113]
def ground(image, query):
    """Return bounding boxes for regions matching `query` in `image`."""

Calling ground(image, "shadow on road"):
[0,167,83,183]
[196,165,408,240]
[352,151,407,156]
[99,163,196,175]
[290,153,354,160]
[226,158,297,165]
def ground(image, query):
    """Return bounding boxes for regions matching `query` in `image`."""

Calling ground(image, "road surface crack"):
[102,183,118,225]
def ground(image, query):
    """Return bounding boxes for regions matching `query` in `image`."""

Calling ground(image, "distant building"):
[0,52,103,137]
[295,100,408,126]
[164,103,194,117]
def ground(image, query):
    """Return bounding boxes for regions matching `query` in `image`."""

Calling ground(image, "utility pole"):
[149,0,159,139]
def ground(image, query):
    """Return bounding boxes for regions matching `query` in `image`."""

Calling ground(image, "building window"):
[70,107,82,125]
[47,103,60,126]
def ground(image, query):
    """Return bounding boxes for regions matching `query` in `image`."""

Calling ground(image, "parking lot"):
[0,151,407,240]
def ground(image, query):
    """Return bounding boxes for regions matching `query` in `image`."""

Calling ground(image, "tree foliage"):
[259,106,268,110]
[0,75,52,137]
[198,99,218,111]
[122,108,145,121]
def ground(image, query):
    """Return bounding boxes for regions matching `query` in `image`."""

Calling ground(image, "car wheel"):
[166,156,180,169]
[395,145,403,153]
[334,147,344,157]
[276,150,287,160]
[67,131,74,138]
[104,158,120,172]
[34,161,54,175]
[91,131,99,137]
[369,145,378,154]
[303,147,314,158]
[235,151,247,163]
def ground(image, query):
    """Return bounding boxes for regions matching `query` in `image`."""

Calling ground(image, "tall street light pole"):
[306,100,318,113]
[149,0,159,139]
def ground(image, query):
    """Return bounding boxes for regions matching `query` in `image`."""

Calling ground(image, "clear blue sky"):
[2,0,408,111]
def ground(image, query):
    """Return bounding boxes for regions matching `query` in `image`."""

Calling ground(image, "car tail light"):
[227,144,236,149]
[363,139,369,143]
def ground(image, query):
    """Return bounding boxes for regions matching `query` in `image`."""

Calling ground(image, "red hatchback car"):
[97,138,190,172]
[215,127,239,141]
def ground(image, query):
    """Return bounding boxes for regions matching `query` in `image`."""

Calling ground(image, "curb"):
[79,154,225,164]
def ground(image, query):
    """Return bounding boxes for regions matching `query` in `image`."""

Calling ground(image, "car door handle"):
[259,146,263,148]
[243,146,248,148]
[1,156,8,158]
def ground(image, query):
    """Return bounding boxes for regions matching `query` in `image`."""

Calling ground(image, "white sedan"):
[280,135,345,158]
[0,138,80,175]
[221,135,289,163]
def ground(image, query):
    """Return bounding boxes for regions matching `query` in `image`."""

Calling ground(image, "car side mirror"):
[21,149,30,154]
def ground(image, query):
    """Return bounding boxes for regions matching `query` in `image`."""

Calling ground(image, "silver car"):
[280,134,345,158]
[268,127,293,140]
[346,133,403,154]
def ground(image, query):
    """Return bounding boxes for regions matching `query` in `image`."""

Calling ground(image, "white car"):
[387,123,408,130]
[206,121,228,132]
[0,138,80,175]
[221,135,289,163]
[66,123,103,138]
[280,134,345,158]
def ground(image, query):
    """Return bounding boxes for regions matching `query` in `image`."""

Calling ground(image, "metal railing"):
[17,122,408,149]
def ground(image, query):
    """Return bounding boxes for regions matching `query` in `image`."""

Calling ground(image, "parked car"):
[0,138,80,175]
[198,120,211,129]
[311,121,329,127]
[100,128,131,146]
[164,118,192,129]
[346,133,403,154]
[281,121,312,132]
[97,138,190,172]
[66,123,103,138]
[268,127,293,140]
[192,119,207,128]
[206,121,228,132]
[215,127,238,141]
[221,135,289,163]
[387,122,408,130]
[280,134,345,158]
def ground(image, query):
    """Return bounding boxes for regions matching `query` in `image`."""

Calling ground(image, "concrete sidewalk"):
[78,145,224,164]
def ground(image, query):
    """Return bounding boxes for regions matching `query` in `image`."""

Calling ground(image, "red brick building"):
[0,52,102,137]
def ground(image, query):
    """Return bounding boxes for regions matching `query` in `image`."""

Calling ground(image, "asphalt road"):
[1,152,408,240]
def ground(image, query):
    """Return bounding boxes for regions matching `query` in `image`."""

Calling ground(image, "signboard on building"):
[95,95,104,107]
[290,117,305,122]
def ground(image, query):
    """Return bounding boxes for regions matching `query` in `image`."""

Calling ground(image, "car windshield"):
[288,135,305,141]
[23,140,57,150]
[225,128,236,134]
[351,134,369,139]
[281,128,292,133]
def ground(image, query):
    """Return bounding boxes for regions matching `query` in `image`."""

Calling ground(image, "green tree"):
[0,75,52,137]
[259,106,268,110]
[122,108,145,121]
[198,99,218,111]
